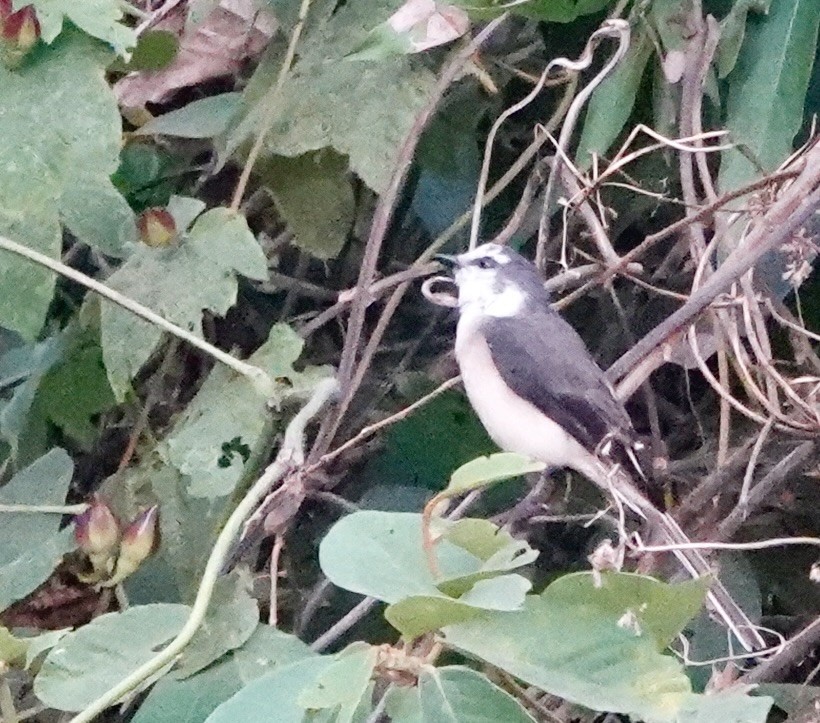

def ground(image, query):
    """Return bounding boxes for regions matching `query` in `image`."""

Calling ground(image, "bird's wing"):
[480,308,635,453]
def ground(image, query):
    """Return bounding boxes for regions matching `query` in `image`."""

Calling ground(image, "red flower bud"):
[74,498,121,557]
[137,208,177,247]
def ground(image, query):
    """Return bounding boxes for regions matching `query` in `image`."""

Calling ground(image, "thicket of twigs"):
[0,0,819,721]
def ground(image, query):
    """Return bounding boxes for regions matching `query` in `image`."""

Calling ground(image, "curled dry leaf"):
[116,0,277,107]
[388,0,469,53]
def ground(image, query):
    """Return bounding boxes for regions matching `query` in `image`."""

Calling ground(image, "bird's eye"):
[476,258,495,270]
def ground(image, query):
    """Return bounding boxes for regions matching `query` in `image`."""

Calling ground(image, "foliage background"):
[0,0,818,720]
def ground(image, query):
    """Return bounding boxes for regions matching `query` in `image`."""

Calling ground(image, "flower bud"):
[137,208,176,247]
[0,3,40,67]
[74,499,120,557]
[106,506,159,585]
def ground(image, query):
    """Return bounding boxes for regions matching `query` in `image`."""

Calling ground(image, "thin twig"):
[314,377,461,469]
[230,0,313,211]
[0,235,274,395]
[606,147,820,386]
[719,441,816,540]
[740,616,820,685]
[536,20,631,270]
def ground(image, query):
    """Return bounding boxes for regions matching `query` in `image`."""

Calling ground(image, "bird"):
[435,242,764,652]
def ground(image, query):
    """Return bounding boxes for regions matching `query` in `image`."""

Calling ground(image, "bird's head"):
[436,243,545,318]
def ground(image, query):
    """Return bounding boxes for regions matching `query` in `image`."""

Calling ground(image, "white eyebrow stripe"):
[458,243,512,265]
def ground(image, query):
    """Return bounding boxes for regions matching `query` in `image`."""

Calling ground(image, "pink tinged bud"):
[108,506,159,584]
[74,499,120,557]
[137,208,177,247]
[2,5,40,51]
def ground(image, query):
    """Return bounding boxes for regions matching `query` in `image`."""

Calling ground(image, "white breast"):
[455,312,599,477]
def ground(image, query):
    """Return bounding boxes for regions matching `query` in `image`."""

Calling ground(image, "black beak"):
[435,254,459,269]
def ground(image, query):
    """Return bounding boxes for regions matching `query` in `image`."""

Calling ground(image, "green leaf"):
[361,388,495,492]
[126,30,179,71]
[224,0,437,193]
[446,452,545,494]
[459,0,612,23]
[320,511,476,603]
[174,569,259,679]
[100,207,267,400]
[321,511,536,603]
[717,0,773,79]
[441,573,700,721]
[24,0,136,57]
[0,626,28,665]
[137,93,242,139]
[385,574,532,638]
[418,666,537,722]
[33,328,115,447]
[718,0,820,193]
[320,512,536,637]
[35,603,189,711]
[297,642,378,721]
[0,335,65,457]
[676,690,772,722]
[166,195,207,232]
[0,30,134,339]
[547,572,710,650]
[575,30,653,168]
[205,657,335,723]
[164,324,313,499]
[23,628,69,669]
[133,626,314,723]
[346,22,416,61]
[0,449,75,612]
[384,685,423,722]
[259,150,355,260]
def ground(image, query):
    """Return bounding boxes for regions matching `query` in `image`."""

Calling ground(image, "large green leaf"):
[297,643,378,721]
[205,657,335,723]
[24,0,136,56]
[320,511,536,603]
[99,207,267,400]
[418,667,536,722]
[164,324,321,500]
[31,327,115,448]
[259,150,355,260]
[133,626,314,723]
[441,571,765,722]
[0,448,75,612]
[0,30,134,339]
[225,0,437,193]
[320,511,536,637]
[174,569,259,679]
[718,0,820,193]
[35,604,189,711]
[107,324,328,597]
[443,590,689,720]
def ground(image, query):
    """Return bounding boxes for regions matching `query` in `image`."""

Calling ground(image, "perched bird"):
[436,242,764,652]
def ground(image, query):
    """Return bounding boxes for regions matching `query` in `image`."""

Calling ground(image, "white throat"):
[454,268,526,319]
